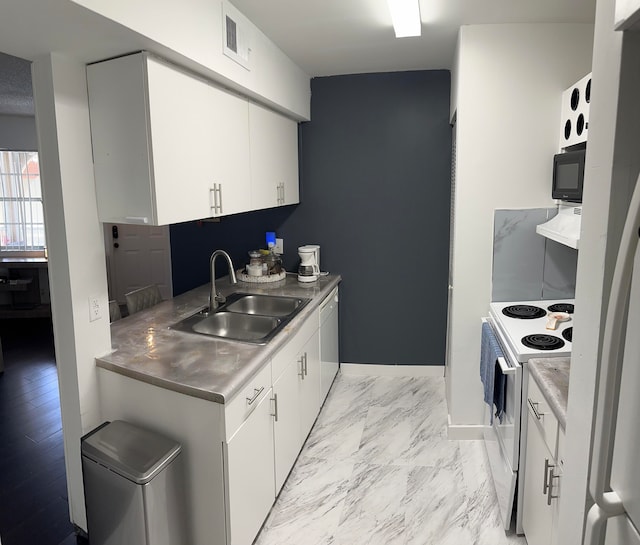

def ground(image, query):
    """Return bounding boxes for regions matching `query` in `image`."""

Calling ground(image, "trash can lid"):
[82,420,182,484]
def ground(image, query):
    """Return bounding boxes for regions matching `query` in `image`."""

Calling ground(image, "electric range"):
[483,297,574,531]
[489,299,574,363]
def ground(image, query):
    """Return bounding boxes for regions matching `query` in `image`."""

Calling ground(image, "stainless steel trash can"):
[81,420,188,545]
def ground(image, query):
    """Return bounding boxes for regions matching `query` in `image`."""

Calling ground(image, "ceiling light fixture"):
[387,0,422,38]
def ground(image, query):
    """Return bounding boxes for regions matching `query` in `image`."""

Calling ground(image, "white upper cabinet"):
[88,53,213,224]
[249,102,300,210]
[204,84,251,218]
[615,0,640,29]
[87,52,258,225]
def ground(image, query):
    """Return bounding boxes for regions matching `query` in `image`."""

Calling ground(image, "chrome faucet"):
[209,250,238,311]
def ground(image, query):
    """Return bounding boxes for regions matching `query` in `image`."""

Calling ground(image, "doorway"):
[104,223,173,307]
[0,52,81,545]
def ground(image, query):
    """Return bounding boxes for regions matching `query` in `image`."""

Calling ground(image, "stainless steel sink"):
[225,294,306,317]
[192,312,282,342]
[170,292,310,344]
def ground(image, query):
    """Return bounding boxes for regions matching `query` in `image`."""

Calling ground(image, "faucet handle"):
[208,292,226,311]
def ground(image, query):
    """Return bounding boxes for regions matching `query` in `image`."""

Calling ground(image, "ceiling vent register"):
[222,1,251,70]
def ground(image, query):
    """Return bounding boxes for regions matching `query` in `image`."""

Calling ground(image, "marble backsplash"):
[492,208,577,302]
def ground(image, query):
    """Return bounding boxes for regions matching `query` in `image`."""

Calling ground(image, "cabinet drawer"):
[272,311,319,381]
[225,362,272,441]
[526,374,559,456]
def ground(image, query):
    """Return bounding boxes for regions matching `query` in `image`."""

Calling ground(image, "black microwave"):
[552,149,585,203]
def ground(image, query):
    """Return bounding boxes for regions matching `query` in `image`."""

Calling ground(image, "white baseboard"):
[446,415,488,440]
[340,363,444,377]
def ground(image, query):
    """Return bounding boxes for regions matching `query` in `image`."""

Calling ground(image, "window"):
[0,151,45,255]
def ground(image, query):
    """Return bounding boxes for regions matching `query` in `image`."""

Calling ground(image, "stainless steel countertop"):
[527,357,570,430]
[96,274,341,404]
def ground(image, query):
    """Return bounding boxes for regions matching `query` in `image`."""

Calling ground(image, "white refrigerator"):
[584,175,640,545]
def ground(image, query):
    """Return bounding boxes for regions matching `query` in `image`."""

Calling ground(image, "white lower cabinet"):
[225,389,275,545]
[522,375,563,545]
[97,289,336,545]
[272,322,321,494]
[272,358,303,493]
[298,330,321,437]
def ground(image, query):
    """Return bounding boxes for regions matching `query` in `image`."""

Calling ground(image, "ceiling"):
[231,0,596,76]
[0,0,596,116]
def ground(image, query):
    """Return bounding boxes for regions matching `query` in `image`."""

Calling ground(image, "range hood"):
[536,204,582,249]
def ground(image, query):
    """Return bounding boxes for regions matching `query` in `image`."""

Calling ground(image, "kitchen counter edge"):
[527,357,570,430]
[95,274,341,405]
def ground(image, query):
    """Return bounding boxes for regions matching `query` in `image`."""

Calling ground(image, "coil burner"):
[548,303,575,314]
[502,305,546,319]
[521,334,565,351]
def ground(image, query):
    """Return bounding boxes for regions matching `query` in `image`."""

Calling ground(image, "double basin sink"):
[171,293,310,344]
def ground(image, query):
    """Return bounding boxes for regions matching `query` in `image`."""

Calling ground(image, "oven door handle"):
[497,356,516,375]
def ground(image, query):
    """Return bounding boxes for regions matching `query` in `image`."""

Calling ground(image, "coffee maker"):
[297,245,320,283]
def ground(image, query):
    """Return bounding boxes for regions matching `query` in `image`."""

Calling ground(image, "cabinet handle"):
[303,352,308,376]
[547,467,559,506]
[528,398,544,420]
[246,386,264,406]
[271,393,278,422]
[210,184,223,214]
[124,216,149,224]
[298,356,305,379]
[543,458,556,495]
[210,186,217,212]
[276,182,285,205]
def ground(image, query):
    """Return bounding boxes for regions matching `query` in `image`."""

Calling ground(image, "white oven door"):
[484,418,517,530]
[482,318,523,529]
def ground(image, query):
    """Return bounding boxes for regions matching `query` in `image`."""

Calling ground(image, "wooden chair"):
[125,285,162,316]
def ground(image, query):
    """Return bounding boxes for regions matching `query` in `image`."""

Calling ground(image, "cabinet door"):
[522,408,554,545]
[146,57,216,224]
[272,361,303,494]
[88,53,158,224]
[249,102,299,210]
[550,429,564,545]
[225,389,275,545]
[88,52,251,225]
[298,329,321,440]
[206,86,251,217]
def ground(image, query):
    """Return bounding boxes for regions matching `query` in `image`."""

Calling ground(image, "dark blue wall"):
[171,70,452,365]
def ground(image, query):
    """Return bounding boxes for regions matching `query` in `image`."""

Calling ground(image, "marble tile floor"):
[255,373,527,545]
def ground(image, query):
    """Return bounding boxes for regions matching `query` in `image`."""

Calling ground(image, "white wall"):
[0,114,37,150]
[447,24,594,430]
[31,53,111,529]
[69,0,310,120]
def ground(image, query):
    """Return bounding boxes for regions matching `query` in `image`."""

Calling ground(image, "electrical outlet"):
[275,238,284,255]
[89,296,102,322]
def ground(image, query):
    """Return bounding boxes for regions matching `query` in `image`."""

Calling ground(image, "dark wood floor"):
[0,318,87,545]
